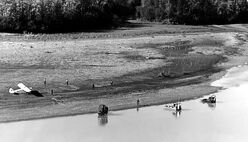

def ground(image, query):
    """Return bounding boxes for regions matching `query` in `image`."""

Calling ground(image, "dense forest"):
[137,0,248,24]
[0,0,139,33]
[0,0,248,33]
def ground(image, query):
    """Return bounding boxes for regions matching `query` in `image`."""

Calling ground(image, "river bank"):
[2,64,248,142]
[0,24,248,122]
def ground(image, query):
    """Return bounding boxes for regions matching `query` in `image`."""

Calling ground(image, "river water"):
[1,65,248,142]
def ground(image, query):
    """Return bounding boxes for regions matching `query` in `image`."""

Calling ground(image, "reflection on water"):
[98,115,108,126]
[172,110,181,118]
[1,65,248,142]
[201,101,217,110]
[207,102,216,110]
[136,107,139,112]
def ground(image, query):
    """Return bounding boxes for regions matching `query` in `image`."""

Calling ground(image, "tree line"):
[137,0,248,24]
[0,0,248,33]
[0,0,138,33]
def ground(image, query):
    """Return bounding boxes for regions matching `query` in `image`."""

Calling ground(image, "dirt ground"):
[0,23,248,122]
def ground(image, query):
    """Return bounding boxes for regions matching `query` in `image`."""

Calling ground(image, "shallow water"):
[1,66,248,142]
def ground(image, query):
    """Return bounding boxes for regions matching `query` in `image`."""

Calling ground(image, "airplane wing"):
[17,83,32,93]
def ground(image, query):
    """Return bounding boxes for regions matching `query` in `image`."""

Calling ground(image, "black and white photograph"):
[0,0,248,142]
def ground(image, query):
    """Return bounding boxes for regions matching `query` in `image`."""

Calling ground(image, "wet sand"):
[1,65,248,142]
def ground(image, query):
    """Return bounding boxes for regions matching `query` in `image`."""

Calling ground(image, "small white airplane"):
[9,83,32,94]
[9,83,43,97]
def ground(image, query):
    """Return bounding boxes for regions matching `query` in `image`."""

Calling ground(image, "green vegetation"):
[0,0,138,33]
[0,0,248,33]
[137,0,248,24]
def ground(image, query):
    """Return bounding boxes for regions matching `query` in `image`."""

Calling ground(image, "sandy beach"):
[0,24,248,122]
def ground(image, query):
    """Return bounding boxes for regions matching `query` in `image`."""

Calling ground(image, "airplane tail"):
[9,88,14,94]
